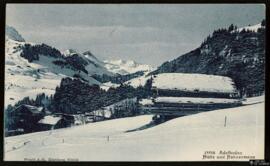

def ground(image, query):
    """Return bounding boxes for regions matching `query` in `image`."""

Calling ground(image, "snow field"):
[5,98,264,161]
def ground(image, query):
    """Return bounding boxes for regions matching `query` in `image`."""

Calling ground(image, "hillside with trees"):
[151,21,265,96]
[52,77,152,114]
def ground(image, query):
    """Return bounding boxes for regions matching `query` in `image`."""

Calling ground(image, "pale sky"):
[6,4,265,66]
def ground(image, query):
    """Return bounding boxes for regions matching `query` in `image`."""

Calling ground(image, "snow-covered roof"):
[100,81,120,91]
[155,97,241,104]
[12,104,44,114]
[38,116,62,125]
[24,105,43,112]
[139,99,154,106]
[151,73,237,93]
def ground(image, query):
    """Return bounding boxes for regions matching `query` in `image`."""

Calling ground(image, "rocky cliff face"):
[152,22,265,96]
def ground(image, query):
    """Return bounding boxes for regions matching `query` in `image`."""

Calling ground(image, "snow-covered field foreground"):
[4,102,264,161]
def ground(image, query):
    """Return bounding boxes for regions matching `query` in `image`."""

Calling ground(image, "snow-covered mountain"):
[104,59,154,75]
[4,26,115,107]
[5,26,25,42]
[62,49,114,76]
[62,49,78,57]
[82,50,104,66]
[4,26,155,107]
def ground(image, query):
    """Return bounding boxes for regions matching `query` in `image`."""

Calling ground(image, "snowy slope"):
[243,95,264,105]
[5,39,60,106]
[5,27,154,107]
[104,59,154,75]
[124,72,151,88]
[5,30,105,107]
[5,26,25,42]
[4,26,126,107]
[4,98,264,161]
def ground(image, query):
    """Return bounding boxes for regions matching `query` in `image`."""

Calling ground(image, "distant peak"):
[83,51,93,56]
[104,59,154,75]
[5,25,25,42]
[66,49,78,53]
[82,51,98,60]
[63,49,79,57]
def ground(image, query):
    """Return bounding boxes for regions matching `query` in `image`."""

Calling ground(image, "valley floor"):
[4,96,264,161]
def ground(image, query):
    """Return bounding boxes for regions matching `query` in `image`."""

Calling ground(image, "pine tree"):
[228,24,235,32]
[261,19,266,26]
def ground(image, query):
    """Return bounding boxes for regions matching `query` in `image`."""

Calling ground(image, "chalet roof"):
[139,99,154,106]
[151,73,237,94]
[38,116,62,125]
[154,97,241,104]
[12,104,44,114]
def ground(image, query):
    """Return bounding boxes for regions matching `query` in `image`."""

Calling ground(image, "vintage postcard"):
[4,3,265,162]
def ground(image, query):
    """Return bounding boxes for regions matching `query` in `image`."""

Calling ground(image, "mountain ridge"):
[104,59,154,75]
[4,26,155,107]
[150,21,265,96]
[5,26,25,42]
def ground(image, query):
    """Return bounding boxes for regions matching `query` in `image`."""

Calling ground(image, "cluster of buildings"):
[5,98,137,137]
[6,73,244,136]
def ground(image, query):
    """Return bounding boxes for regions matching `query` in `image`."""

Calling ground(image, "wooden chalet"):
[8,104,45,133]
[139,73,243,117]
[84,97,137,123]
[53,113,75,126]
[38,115,70,131]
